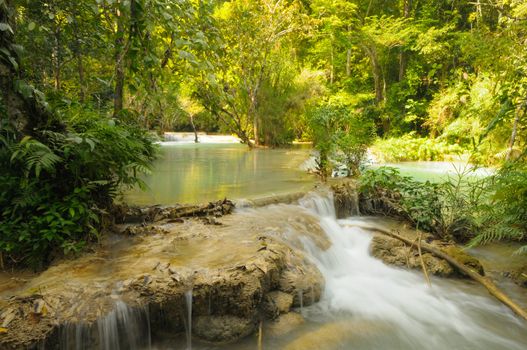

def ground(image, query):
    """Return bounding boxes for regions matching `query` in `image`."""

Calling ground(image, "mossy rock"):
[441,246,484,276]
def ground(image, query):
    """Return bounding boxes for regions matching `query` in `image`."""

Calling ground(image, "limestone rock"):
[279,264,324,307]
[441,246,485,276]
[193,315,257,343]
[370,235,485,278]
[265,312,305,337]
[262,291,294,319]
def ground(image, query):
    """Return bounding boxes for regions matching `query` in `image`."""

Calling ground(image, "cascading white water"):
[297,192,527,350]
[97,301,151,350]
[184,290,193,350]
[61,301,151,350]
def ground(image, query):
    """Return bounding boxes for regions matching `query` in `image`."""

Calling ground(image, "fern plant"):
[0,104,158,268]
[469,161,527,253]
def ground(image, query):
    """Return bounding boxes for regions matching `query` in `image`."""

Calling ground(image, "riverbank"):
[1,187,526,349]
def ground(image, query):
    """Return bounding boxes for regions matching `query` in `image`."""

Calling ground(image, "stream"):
[2,144,526,349]
[144,192,527,349]
[125,143,490,206]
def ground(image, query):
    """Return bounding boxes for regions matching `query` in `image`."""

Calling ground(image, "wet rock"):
[283,320,388,350]
[508,265,527,288]
[441,246,484,276]
[0,203,328,349]
[265,312,304,337]
[262,291,294,318]
[370,235,485,278]
[371,235,455,277]
[193,315,257,343]
[122,224,169,236]
[279,264,324,307]
[331,180,360,218]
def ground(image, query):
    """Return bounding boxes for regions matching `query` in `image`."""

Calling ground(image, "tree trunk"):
[506,104,522,161]
[72,18,86,102]
[190,114,199,143]
[253,112,259,146]
[76,51,86,102]
[398,0,411,81]
[113,5,125,117]
[330,43,335,85]
[367,47,384,104]
[346,26,352,77]
[52,24,61,91]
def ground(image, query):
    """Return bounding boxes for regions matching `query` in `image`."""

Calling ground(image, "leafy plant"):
[307,100,375,179]
[470,161,527,253]
[359,167,444,235]
[0,105,158,268]
[372,135,465,162]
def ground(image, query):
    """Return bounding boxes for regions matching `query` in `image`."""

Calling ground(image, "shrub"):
[470,161,527,253]
[359,164,527,249]
[359,166,445,234]
[306,101,375,179]
[0,107,158,268]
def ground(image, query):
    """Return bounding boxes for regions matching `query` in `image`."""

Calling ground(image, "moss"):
[442,246,485,276]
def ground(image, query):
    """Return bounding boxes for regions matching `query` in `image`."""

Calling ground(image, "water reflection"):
[125,144,314,205]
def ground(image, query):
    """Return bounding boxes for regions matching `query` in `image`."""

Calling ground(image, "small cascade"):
[298,191,336,218]
[60,301,151,350]
[97,301,150,350]
[60,322,91,350]
[207,292,212,315]
[350,190,360,216]
[297,289,304,312]
[309,286,316,305]
[296,192,526,350]
[184,289,193,350]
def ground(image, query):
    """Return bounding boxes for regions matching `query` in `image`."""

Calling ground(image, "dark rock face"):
[331,181,360,218]
[193,316,257,343]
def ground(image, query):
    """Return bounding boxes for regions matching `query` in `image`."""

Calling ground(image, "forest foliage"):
[1,0,527,266]
[9,0,526,158]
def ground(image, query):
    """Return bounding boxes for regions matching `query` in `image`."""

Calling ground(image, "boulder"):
[265,312,305,337]
[370,235,484,278]
[193,315,257,343]
[262,291,294,319]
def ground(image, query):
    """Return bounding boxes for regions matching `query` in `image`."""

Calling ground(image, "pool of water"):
[125,143,315,205]
[125,144,493,205]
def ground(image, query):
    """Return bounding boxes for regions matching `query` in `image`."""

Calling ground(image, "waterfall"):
[296,192,525,350]
[60,301,151,350]
[97,301,151,350]
[184,289,193,350]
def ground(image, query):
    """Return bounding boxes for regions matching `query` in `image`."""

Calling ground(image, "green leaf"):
[0,22,13,34]
[28,22,36,31]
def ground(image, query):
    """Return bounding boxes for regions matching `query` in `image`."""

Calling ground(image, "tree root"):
[352,223,527,322]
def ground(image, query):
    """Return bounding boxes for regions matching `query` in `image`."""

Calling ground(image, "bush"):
[359,167,445,234]
[0,108,158,268]
[359,164,526,248]
[306,101,375,179]
[470,161,527,253]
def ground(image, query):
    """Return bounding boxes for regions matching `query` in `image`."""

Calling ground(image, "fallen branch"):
[351,223,527,321]
[417,231,431,287]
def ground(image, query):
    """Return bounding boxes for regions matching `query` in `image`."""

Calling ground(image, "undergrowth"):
[0,103,158,268]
